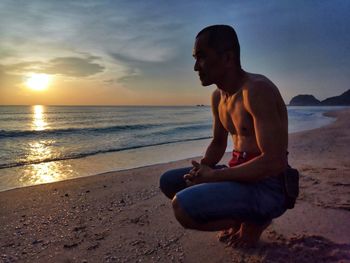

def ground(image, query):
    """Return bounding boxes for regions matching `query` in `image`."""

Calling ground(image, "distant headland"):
[289,89,350,106]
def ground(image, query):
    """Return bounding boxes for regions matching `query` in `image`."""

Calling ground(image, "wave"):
[172,123,212,132]
[0,123,163,139]
[0,121,212,139]
[148,123,212,136]
[0,136,212,169]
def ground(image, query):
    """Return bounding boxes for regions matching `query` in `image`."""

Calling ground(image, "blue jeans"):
[159,166,287,226]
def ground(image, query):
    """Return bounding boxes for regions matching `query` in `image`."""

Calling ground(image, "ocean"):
[0,105,344,192]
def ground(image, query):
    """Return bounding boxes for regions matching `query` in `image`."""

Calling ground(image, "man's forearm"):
[212,154,286,183]
[200,139,227,167]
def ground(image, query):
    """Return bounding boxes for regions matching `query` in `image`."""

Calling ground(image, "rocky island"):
[289,89,350,106]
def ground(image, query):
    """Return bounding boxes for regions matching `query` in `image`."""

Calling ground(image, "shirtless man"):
[160,25,288,248]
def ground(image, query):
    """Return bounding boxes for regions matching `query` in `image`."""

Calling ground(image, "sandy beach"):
[1,108,350,263]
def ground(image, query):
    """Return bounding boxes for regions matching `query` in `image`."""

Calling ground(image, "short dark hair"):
[196,25,241,68]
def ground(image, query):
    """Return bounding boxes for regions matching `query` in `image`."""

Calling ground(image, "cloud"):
[109,52,158,67]
[0,1,187,63]
[5,61,44,73]
[44,56,104,77]
[0,64,22,90]
[0,47,16,59]
[0,1,189,85]
[3,55,105,77]
[108,52,161,83]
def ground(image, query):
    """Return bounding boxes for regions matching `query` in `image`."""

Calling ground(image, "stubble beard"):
[199,76,214,87]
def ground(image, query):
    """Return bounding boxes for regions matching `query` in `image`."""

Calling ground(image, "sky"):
[0,0,349,105]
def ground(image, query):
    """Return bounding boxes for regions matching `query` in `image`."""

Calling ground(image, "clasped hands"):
[184,160,215,186]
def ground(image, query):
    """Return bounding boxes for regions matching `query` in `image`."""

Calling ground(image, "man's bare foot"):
[217,222,241,243]
[227,220,272,248]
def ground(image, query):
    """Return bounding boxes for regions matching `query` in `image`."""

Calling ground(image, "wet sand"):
[1,109,350,262]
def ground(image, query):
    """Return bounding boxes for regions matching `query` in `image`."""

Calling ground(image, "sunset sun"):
[25,73,51,91]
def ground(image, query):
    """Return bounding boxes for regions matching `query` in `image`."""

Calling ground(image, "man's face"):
[193,33,225,86]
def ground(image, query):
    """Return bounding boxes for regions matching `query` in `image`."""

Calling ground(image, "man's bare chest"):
[218,98,254,136]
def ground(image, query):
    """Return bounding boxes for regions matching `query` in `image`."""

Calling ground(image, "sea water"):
[0,105,345,191]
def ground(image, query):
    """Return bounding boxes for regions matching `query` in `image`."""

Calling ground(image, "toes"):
[226,233,240,247]
[218,228,239,242]
[217,230,229,239]
[218,230,230,242]
[227,236,258,249]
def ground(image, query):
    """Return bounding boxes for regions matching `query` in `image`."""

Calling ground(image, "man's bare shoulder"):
[244,73,278,93]
[242,73,285,112]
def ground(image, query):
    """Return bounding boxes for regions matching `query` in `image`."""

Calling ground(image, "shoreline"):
[1,108,350,262]
[0,106,344,193]
[0,138,213,193]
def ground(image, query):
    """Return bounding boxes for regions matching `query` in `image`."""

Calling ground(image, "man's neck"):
[216,69,247,96]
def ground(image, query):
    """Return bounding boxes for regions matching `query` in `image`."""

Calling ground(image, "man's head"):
[193,25,241,86]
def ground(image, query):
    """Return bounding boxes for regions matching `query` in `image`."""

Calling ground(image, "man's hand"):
[184,160,215,186]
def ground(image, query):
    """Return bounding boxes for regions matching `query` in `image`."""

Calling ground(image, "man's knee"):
[172,196,198,229]
[159,171,176,199]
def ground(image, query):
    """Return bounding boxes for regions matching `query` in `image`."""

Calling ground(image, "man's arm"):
[200,89,228,167]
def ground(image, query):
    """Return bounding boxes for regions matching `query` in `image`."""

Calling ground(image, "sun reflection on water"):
[18,105,75,186]
[32,105,46,131]
[20,161,73,186]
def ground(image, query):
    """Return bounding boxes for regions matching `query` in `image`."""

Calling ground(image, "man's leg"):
[171,180,282,248]
[159,167,192,199]
[227,176,287,247]
[160,166,242,242]
[172,196,241,231]
[172,196,269,248]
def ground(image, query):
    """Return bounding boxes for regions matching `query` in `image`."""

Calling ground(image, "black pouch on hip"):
[283,166,300,209]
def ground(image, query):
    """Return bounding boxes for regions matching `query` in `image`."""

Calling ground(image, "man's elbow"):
[262,154,287,175]
[211,137,227,147]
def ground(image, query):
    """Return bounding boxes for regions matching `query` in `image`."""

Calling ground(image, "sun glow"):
[26,73,51,91]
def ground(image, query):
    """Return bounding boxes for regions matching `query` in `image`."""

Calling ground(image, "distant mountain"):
[289,89,350,106]
[321,89,350,105]
[289,95,321,106]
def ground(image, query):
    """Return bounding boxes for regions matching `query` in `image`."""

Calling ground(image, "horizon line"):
[0,104,211,107]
